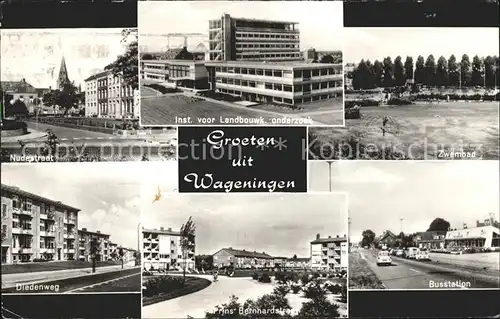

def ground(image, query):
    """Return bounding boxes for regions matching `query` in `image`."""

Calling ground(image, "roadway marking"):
[359,252,366,260]
[409,268,422,274]
[63,272,139,293]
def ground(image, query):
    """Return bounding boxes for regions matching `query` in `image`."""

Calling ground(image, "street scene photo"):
[141,192,348,318]
[139,1,344,126]
[1,163,142,294]
[0,28,177,163]
[309,160,500,290]
[344,0,500,27]
[309,28,499,160]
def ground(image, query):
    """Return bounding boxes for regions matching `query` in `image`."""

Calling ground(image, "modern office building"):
[1,184,80,264]
[310,234,348,271]
[142,227,195,271]
[212,247,273,268]
[140,60,209,89]
[205,60,342,106]
[84,70,138,118]
[78,228,111,262]
[208,14,301,62]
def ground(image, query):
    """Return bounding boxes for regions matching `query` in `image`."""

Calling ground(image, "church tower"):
[57,56,71,90]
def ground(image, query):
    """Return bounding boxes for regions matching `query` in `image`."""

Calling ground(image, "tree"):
[484,56,496,87]
[404,56,414,81]
[494,56,500,88]
[427,218,451,232]
[105,41,138,90]
[361,230,376,247]
[6,99,28,118]
[414,55,425,84]
[119,247,124,269]
[424,55,436,86]
[180,216,196,284]
[471,55,484,86]
[448,55,460,87]
[320,55,335,64]
[90,237,98,273]
[393,56,405,86]
[382,57,394,87]
[56,83,79,115]
[373,60,384,87]
[436,56,448,87]
[292,254,297,260]
[353,59,376,90]
[460,54,471,87]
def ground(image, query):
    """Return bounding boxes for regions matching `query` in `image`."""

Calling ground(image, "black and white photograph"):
[1,163,143,294]
[0,28,177,163]
[309,160,500,290]
[138,1,344,127]
[141,192,348,318]
[344,0,500,28]
[0,0,138,29]
[310,28,499,160]
[1,293,141,319]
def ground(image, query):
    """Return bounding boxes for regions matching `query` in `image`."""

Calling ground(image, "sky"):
[138,1,343,52]
[0,162,162,250]
[142,193,348,258]
[0,28,132,89]
[344,28,499,64]
[309,161,499,239]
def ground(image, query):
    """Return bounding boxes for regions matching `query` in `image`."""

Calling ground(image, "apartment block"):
[310,233,348,271]
[142,227,195,271]
[212,247,273,269]
[140,60,209,89]
[78,228,111,262]
[206,60,343,106]
[1,184,79,264]
[84,70,138,119]
[209,14,301,62]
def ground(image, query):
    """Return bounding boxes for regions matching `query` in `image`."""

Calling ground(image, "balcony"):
[40,231,56,237]
[64,233,76,239]
[40,248,56,254]
[39,213,48,220]
[12,228,33,235]
[65,248,75,254]
[65,218,77,225]
[12,207,21,214]
[18,247,33,254]
[19,210,33,217]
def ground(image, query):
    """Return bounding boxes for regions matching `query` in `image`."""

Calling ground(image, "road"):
[3,267,141,294]
[143,275,275,318]
[359,249,499,289]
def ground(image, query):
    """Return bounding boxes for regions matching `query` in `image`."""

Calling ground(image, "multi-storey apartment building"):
[84,70,138,119]
[142,227,195,271]
[140,60,209,89]
[1,184,79,264]
[310,234,348,271]
[208,14,301,62]
[205,60,343,106]
[212,247,273,268]
[78,228,110,262]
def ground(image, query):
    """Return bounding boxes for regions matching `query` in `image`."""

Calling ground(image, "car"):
[416,250,431,261]
[376,251,392,266]
[395,249,404,257]
[404,247,420,259]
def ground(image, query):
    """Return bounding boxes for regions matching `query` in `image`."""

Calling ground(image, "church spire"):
[57,55,70,90]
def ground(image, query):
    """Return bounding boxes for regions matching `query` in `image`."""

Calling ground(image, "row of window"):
[216,78,341,90]
[236,43,300,49]
[235,32,299,40]
[215,66,342,78]
[217,88,339,105]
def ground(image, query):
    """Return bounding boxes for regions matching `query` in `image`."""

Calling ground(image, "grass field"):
[348,251,385,289]
[309,102,499,160]
[78,273,141,293]
[1,260,121,275]
[142,275,211,306]
[251,97,343,114]
[141,94,283,125]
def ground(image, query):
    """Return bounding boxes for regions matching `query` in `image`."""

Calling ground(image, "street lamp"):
[326,160,334,192]
[400,218,404,234]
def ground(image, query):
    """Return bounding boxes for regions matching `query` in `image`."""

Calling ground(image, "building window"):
[12,196,19,209]
[2,204,7,217]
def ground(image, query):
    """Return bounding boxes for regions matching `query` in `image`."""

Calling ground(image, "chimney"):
[344,234,346,237]
[243,249,246,251]
[316,233,320,240]
[168,227,172,231]
[336,235,339,238]
[160,227,164,231]
[96,230,100,234]
[328,236,331,238]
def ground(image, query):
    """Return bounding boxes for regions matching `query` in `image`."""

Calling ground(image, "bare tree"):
[180,216,196,284]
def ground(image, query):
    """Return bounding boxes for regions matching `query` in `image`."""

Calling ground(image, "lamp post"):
[400,218,404,233]
[326,160,334,192]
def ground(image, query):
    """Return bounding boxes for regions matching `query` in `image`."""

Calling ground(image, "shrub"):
[273,285,290,296]
[303,281,327,300]
[1,119,28,130]
[387,97,413,105]
[251,272,259,280]
[340,285,347,303]
[301,273,312,285]
[142,275,184,298]
[258,273,271,283]
[290,284,302,294]
[297,295,340,317]
[345,99,380,108]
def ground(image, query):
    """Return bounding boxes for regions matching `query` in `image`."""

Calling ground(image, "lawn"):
[348,251,385,289]
[1,260,122,275]
[140,94,284,126]
[309,102,499,160]
[142,275,211,306]
[250,97,343,115]
[78,273,142,293]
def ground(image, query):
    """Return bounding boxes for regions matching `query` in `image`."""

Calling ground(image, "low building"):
[273,256,288,267]
[445,226,500,249]
[205,60,343,106]
[84,70,137,118]
[212,247,273,269]
[310,234,348,271]
[285,257,310,269]
[142,227,195,271]
[415,231,447,249]
[140,60,209,90]
[78,228,111,262]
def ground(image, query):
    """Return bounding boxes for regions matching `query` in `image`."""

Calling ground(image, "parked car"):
[404,247,420,259]
[416,250,431,261]
[395,249,404,257]
[376,251,392,266]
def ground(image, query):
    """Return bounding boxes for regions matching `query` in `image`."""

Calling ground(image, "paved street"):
[359,249,499,289]
[143,275,275,319]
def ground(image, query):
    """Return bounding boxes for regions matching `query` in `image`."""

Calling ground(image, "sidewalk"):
[1,130,47,143]
[2,264,133,289]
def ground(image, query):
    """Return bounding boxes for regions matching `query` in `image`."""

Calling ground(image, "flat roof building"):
[310,233,348,271]
[140,60,209,90]
[205,60,342,106]
[78,228,111,262]
[209,14,301,62]
[445,225,500,249]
